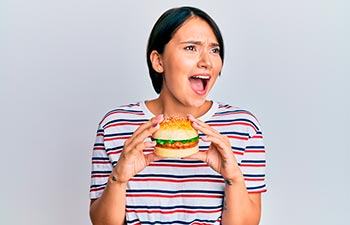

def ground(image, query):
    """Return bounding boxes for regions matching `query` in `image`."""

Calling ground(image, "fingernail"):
[202,135,208,140]
[187,114,194,120]
[156,114,164,121]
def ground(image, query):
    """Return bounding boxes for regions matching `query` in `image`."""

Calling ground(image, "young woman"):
[89,6,266,225]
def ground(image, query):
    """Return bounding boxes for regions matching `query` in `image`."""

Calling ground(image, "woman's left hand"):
[186,114,243,181]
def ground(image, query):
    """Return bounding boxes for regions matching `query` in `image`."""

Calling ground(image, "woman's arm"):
[90,176,127,225]
[187,114,263,225]
[89,115,164,225]
[222,177,261,225]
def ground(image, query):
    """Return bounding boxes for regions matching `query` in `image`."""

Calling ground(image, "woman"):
[89,6,266,225]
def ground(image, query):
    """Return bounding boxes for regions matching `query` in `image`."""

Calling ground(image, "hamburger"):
[151,117,199,158]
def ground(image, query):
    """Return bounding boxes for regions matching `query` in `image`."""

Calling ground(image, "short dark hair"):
[146,6,225,94]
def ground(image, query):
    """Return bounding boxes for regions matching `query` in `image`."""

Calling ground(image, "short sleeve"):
[89,123,113,199]
[240,130,267,193]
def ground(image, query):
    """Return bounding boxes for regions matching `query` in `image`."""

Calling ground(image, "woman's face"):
[159,16,223,108]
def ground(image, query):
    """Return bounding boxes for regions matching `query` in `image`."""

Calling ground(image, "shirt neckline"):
[140,100,218,122]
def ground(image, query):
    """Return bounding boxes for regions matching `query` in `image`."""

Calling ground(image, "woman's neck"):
[145,97,212,118]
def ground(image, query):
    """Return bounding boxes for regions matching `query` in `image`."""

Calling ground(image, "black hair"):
[146,6,225,94]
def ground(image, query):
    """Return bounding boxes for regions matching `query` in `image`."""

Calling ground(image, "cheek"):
[214,59,223,72]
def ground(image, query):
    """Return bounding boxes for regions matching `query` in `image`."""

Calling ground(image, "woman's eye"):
[185,45,196,51]
[211,48,220,54]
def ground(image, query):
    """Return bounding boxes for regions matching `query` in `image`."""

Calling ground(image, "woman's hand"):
[111,114,164,184]
[186,114,243,182]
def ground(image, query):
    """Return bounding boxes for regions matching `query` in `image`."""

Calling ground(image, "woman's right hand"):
[110,114,164,184]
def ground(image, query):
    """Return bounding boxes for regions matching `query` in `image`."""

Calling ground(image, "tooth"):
[193,76,209,79]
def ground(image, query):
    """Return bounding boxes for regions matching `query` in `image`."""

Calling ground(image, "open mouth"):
[189,75,210,94]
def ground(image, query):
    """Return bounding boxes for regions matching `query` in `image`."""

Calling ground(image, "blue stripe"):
[104,132,133,138]
[241,160,266,163]
[246,145,265,149]
[156,159,205,164]
[247,184,266,190]
[232,146,245,151]
[243,174,265,178]
[91,171,111,174]
[127,218,219,225]
[105,145,123,152]
[90,183,107,188]
[92,157,109,160]
[94,143,104,147]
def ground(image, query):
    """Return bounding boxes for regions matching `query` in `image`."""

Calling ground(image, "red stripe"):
[227,135,249,141]
[252,135,263,139]
[130,178,224,183]
[240,164,265,167]
[106,150,123,155]
[210,122,257,132]
[244,178,265,181]
[93,147,105,151]
[101,111,144,124]
[126,208,222,214]
[233,151,244,155]
[245,150,265,153]
[92,161,111,164]
[149,163,208,168]
[248,189,267,193]
[90,186,105,192]
[107,148,152,156]
[126,194,222,198]
[104,136,129,142]
[91,174,109,178]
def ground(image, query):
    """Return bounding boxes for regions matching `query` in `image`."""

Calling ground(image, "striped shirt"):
[90,101,267,224]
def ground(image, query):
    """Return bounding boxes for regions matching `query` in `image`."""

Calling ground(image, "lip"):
[189,73,211,96]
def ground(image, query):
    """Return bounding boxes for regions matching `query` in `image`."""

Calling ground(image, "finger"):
[124,139,156,156]
[127,114,163,146]
[187,114,221,137]
[132,114,163,139]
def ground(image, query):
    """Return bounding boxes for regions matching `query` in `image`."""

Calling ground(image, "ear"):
[150,50,164,73]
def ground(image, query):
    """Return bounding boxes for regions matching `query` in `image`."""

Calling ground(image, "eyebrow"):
[180,40,220,47]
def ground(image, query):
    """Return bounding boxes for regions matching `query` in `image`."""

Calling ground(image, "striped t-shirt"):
[90,101,266,225]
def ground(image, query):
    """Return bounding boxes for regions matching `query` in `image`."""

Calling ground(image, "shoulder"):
[98,102,147,128]
[210,102,263,135]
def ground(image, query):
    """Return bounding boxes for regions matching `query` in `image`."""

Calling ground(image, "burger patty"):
[156,140,199,149]
[151,136,199,149]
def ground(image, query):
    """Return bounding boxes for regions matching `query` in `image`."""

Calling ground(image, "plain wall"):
[1,0,349,224]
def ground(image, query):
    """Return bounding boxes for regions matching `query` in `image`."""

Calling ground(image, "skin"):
[90,16,262,225]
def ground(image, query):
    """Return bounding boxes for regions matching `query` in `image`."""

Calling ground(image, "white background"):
[1,0,349,224]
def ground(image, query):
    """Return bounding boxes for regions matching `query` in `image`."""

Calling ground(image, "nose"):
[197,51,212,69]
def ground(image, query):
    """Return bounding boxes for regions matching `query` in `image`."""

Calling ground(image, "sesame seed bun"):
[152,117,199,158]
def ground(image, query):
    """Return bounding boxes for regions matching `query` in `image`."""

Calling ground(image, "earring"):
[158,67,162,72]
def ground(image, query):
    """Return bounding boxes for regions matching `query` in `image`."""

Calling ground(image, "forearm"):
[90,175,127,225]
[221,178,261,225]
